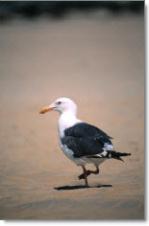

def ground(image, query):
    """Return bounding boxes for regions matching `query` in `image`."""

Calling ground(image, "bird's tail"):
[107,151,131,162]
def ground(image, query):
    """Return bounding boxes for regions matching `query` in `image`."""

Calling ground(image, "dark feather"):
[61,123,131,161]
[62,122,112,158]
[61,136,104,158]
[86,150,131,161]
[65,122,112,140]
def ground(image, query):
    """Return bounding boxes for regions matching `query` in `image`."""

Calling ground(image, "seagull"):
[39,97,131,187]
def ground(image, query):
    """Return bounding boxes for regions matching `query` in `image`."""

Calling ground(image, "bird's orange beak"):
[39,106,54,114]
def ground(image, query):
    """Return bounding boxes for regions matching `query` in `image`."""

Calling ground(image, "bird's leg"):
[79,165,89,187]
[86,165,99,175]
[79,165,99,179]
[79,170,90,179]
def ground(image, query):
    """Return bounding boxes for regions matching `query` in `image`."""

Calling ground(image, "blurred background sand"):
[0,2,144,220]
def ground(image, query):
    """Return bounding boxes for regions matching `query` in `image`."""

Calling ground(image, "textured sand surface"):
[0,14,144,219]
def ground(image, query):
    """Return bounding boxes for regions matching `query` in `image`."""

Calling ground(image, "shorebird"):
[40,97,131,187]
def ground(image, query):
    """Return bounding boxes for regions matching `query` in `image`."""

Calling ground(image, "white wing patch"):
[89,143,113,158]
[94,150,107,157]
[103,143,113,151]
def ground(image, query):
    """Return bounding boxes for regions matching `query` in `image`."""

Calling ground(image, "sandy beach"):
[0,13,144,220]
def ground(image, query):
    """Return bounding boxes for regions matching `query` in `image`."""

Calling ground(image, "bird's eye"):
[56,101,62,105]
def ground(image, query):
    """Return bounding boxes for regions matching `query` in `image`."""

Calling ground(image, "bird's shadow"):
[54,184,112,191]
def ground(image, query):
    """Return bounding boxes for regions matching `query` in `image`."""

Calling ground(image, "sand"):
[0,13,144,220]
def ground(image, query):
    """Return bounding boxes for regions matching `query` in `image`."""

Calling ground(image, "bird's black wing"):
[65,122,112,138]
[62,122,113,158]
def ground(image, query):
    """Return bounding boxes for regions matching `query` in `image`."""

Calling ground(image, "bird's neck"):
[58,110,81,137]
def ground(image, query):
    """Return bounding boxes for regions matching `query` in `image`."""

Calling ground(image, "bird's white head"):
[39,97,77,115]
